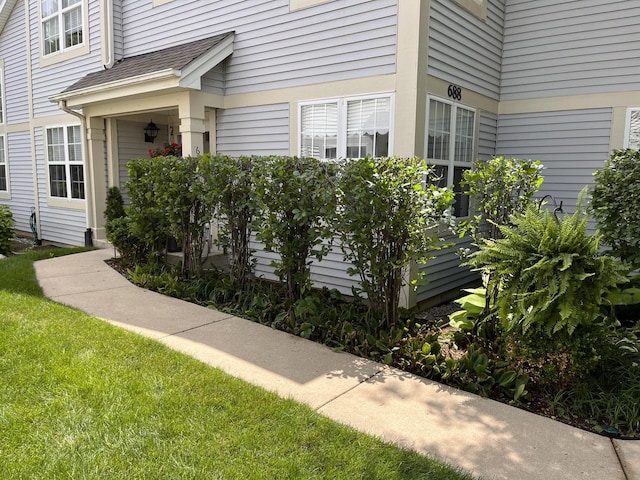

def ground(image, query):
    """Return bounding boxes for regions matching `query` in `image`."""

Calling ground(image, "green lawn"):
[0,250,473,479]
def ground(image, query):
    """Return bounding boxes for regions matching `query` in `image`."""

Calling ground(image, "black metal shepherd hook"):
[538,195,564,221]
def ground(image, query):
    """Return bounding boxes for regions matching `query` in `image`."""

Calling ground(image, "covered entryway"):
[50,32,234,244]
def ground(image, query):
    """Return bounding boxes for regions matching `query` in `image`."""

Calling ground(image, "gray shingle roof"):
[62,32,234,94]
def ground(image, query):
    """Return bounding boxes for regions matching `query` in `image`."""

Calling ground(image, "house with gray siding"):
[0,0,637,308]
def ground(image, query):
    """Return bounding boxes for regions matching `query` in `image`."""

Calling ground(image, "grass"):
[0,250,473,479]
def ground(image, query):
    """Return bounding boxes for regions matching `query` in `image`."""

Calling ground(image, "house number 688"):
[448,84,462,101]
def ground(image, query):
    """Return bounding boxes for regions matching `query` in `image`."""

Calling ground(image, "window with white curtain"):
[425,96,476,218]
[300,102,338,159]
[46,125,85,200]
[300,95,393,160]
[624,108,640,150]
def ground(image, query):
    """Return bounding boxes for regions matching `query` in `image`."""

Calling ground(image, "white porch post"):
[86,116,108,241]
[105,118,119,187]
[395,0,430,309]
[179,95,205,157]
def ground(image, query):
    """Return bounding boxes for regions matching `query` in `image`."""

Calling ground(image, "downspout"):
[58,100,93,246]
[102,0,115,69]
[24,0,41,243]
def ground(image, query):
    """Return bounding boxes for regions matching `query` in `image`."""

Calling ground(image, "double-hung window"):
[300,95,392,160]
[41,0,84,56]
[0,136,7,193]
[46,125,85,200]
[425,96,476,218]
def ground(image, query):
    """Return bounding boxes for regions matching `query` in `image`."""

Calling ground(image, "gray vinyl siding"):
[201,63,225,96]
[121,0,397,95]
[216,103,289,156]
[1,132,34,232]
[478,111,498,160]
[428,0,505,100]
[496,108,612,213]
[251,239,359,297]
[417,236,480,304]
[0,0,29,124]
[29,0,103,117]
[502,0,640,100]
[34,128,87,246]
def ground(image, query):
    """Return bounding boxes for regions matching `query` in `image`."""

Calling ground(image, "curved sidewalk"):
[35,249,639,480]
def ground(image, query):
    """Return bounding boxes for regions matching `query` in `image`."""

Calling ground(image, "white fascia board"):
[178,33,234,90]
[0,0,19,35]
[49,69,181,104]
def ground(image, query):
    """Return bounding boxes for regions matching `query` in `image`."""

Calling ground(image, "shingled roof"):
[62,32,234,94]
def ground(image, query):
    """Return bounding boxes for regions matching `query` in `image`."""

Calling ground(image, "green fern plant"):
[467,200,628,337]
[465,195,629,385]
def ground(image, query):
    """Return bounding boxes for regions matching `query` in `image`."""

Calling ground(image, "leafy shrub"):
[103,186,141,262]
[252,156,337,305]
[126,157,170,259]
[549,326,640,437]
[105,216,146,263]
[0,204,14,255]
[104,186,126,222]
[466,197,629,384]
[591,149,640,267]
[336,156,453,329]
[460,156,544,240]
[151,155,216,277]
[208,155,257,289]
[471,203,627,336]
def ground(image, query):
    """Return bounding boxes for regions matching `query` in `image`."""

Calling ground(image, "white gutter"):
[49,69,180,104]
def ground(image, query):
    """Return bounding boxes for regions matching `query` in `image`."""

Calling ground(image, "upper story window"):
[300,95,393,160]
[46,125,85,200]
[41,0,84,56]
[425,96,476,218]
[624,108,640,149]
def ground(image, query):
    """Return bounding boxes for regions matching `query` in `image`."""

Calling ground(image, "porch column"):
[179,96,206,157]
[105,118,119,187]
[395,0,430,309]
[86,116,107,242]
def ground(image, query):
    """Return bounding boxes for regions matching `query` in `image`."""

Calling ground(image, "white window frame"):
[298,93,395,160]
[39,0,89,67]
[624,108,640,150]
[425,95,477,219]
[45,124,86,205]
[0,134,9,199]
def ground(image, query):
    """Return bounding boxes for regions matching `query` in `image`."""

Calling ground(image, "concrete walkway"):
[35,249,639,480]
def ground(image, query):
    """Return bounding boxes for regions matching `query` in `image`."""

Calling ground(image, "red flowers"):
[149,143,182,158]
